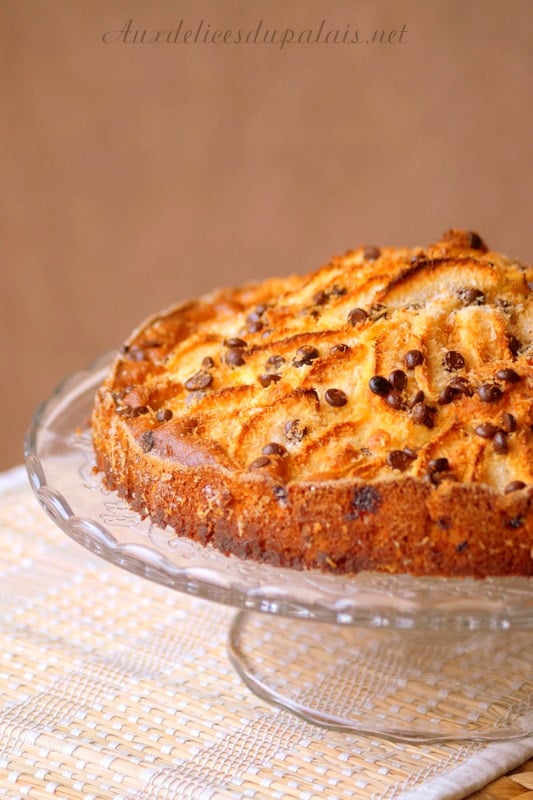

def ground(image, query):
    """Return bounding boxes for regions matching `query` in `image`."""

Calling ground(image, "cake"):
[91,230,533,577]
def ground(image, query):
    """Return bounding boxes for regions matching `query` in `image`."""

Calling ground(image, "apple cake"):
[91,230,533,576]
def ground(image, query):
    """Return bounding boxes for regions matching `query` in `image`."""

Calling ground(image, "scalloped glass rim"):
[24,352,533,631]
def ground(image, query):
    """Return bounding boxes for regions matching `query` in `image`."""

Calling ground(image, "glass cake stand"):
[25,354,533,743]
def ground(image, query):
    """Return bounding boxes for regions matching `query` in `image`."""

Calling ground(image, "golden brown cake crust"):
[91,230,533,576]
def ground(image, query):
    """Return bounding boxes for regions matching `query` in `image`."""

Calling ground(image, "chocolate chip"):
[437,386,455,405]
[201,356,215,369]
[501,412,517,433]
[478,383,503,403]
[411,403,426,423]
[131,405,149,416]
[330,343,350,355]
[467,231,486,250]
[247,319,264,333]
[140,431,154,453]
[428,457,449,474]
[293,345,319,367]
[506,515,524,529]
[448,377,473,397]
[247,308,266,325]
[369,375,391,396]
[350,485,382,516]
[458,287,485,305]
[224,337,247,349]
[262,442,287,456]
[408,389,425,408]
[455,541,469,554]
[475,422,499,439]
[363,245,381,261]
[266,354,286,370]
[348,307,368,325]
[273,485,288,505]
[313,290,329,306]
[404,349,424,369]
[249,456,272,470]
[246,312,261,327]
[156,408,173,422]
[329,284,347,296]
[494,368,520,383]
[388,369,407,391]
[411,402,435,428]
[508,335,522,356]
[284,419,308,442]
[492,430,508,454]
[184,370,213,391]
[387,449,416,471]
[386,389,404,410]
[258,373,281,387]
[225,348,246,367]
[504,481,526,494]
[325,388,348,407]
[443,350,465,371]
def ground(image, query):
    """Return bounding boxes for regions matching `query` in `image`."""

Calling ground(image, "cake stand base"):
[228,611,533,743]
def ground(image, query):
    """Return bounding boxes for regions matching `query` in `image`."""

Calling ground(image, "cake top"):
[105,230,532,493]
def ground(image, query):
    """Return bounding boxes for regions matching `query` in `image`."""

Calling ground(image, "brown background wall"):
[2,0,533,470]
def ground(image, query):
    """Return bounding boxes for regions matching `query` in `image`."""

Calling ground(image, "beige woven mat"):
[0,468,532,800]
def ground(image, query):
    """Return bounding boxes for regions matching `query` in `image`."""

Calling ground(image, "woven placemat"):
[0,468,532,800]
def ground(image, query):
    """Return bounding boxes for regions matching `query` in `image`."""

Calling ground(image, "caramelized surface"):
[103,230,532,493]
